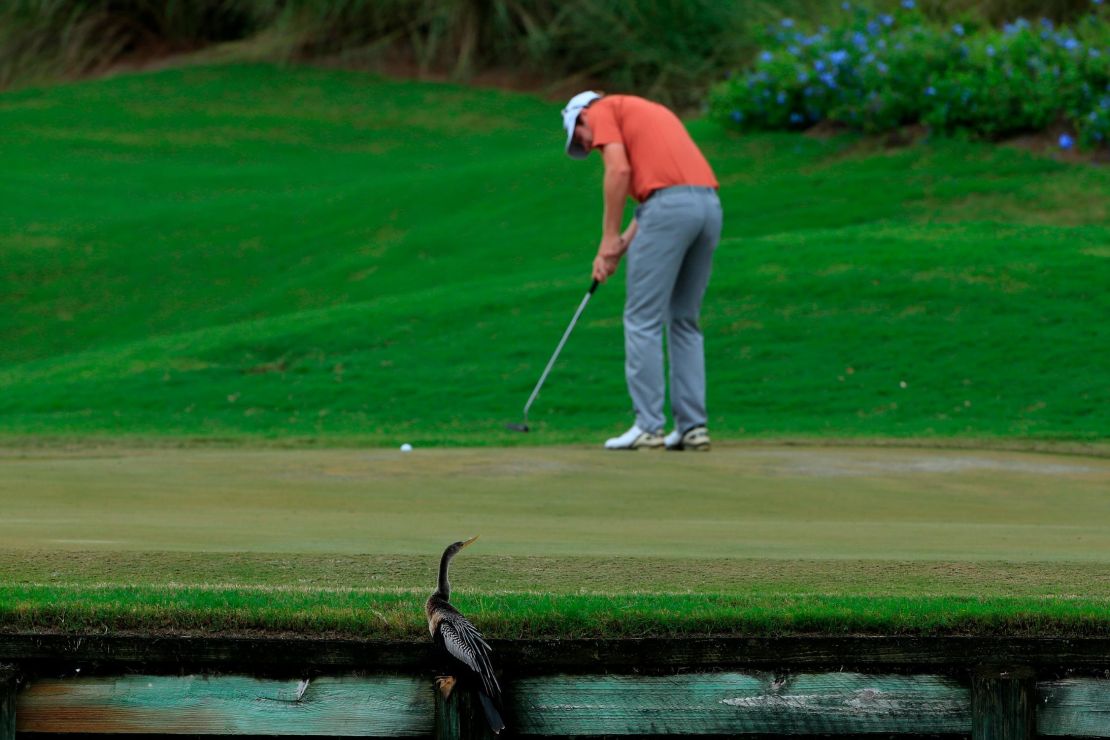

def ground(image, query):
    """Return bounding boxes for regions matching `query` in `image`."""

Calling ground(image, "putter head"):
[505,423,530,433]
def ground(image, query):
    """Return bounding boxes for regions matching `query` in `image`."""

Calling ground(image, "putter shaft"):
[521,280,599,422]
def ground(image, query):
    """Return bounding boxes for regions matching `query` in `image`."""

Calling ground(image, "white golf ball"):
[400,443,413,452]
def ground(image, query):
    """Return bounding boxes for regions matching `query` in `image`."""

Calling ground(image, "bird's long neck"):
[436,548,454,601]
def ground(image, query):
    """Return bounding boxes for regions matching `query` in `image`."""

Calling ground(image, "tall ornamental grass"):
[0,0,268,88]
[710,1,1110,148]
[0,0,858,107]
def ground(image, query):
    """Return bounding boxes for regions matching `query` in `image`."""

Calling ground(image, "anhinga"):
[426,536,505,734]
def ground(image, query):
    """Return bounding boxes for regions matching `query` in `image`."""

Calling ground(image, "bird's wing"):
[439,614,501,699]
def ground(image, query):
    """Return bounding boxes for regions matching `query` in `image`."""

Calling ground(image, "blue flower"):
[842,1,851,9]
[880,14,894,26]
[781,18,795,28]
[828,50,850,65]
[790,112,805,124]
[777,91,788,105]
[926,86,936,96]
[852,32,869,49]
[1058,133,1074,149]
[953,23,964,36]
[788,45,801,56]
[1062,38,1080,51]
[731,110,744,123]
[987,45,996,57]
[760,51,774,62]
[797,71,810,83]
[814,59,826,72]
[901,0,915,8]
[820,73,838,88]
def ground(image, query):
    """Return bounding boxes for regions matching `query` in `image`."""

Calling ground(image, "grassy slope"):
[0,64,1107,444]
[1,446,1108,637]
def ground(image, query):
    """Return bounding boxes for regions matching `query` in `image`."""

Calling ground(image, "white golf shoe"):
[604,424,665,450]
[664,425,711,451]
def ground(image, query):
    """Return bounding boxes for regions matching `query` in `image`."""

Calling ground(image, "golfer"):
[562,91,721,451]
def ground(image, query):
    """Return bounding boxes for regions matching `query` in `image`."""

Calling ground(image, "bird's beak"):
[461,535,480,548]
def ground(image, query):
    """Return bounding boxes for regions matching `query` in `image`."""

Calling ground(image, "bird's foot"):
[435,675,457,699]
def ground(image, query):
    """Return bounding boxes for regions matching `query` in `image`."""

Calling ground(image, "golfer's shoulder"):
[606,95,679,123]
[601,94,652,112]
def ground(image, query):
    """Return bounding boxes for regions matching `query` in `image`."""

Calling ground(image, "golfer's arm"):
[600,143,632,257]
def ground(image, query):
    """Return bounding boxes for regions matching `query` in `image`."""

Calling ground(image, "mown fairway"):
[2,445,1108,637]
[1,64,1108,443]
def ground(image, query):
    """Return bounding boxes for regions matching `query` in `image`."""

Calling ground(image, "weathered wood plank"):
[0,665,16,740]
[501,636,1110,674]
[3,634,1109,674]
[512,672,970,735]
[971,667,1033,740]
[1038,678,1110,737]
[17,675,432,735]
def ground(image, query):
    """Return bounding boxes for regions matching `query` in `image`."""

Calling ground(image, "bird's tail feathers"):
[479,692,505,734]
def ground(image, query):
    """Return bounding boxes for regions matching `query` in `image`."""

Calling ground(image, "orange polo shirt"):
[583,95,718,203]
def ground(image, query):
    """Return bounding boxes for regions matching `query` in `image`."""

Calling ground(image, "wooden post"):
[434,684,462,740]
[0,665,17,740]
[434,682,497,740]
[971,666,1034,740]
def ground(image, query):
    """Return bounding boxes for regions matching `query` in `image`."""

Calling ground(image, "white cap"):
[562,91,602,159]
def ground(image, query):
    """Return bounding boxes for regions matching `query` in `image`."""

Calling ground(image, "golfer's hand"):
[593,253,620,283]
[593,234,625,283]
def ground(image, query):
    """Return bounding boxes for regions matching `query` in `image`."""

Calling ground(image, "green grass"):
[1,446,1108,637]
[6,584,1109,639]
[0,63,1107,445]
[1,64,1107,637]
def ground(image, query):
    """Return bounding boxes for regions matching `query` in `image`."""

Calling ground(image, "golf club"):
[507,279,599,432]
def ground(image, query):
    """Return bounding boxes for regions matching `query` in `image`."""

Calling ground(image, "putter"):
[507,279,599,432]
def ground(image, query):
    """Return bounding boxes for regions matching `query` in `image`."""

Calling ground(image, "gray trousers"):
[625,186,722,434]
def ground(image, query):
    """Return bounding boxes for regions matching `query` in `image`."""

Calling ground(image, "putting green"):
[2,445,1107,562]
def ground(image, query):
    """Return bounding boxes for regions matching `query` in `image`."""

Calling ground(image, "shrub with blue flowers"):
[710,1,1110,149]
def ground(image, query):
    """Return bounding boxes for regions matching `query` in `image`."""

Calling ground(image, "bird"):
[425,535,505,734]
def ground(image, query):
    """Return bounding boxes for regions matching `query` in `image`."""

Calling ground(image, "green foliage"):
[710,4,1110,148]
[916,0,1100,24]
[0,0,838,108]
[0,66,1108,442]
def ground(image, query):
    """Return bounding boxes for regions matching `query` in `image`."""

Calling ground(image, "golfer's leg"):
[668,191,722,433]
[625,201,694,433]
